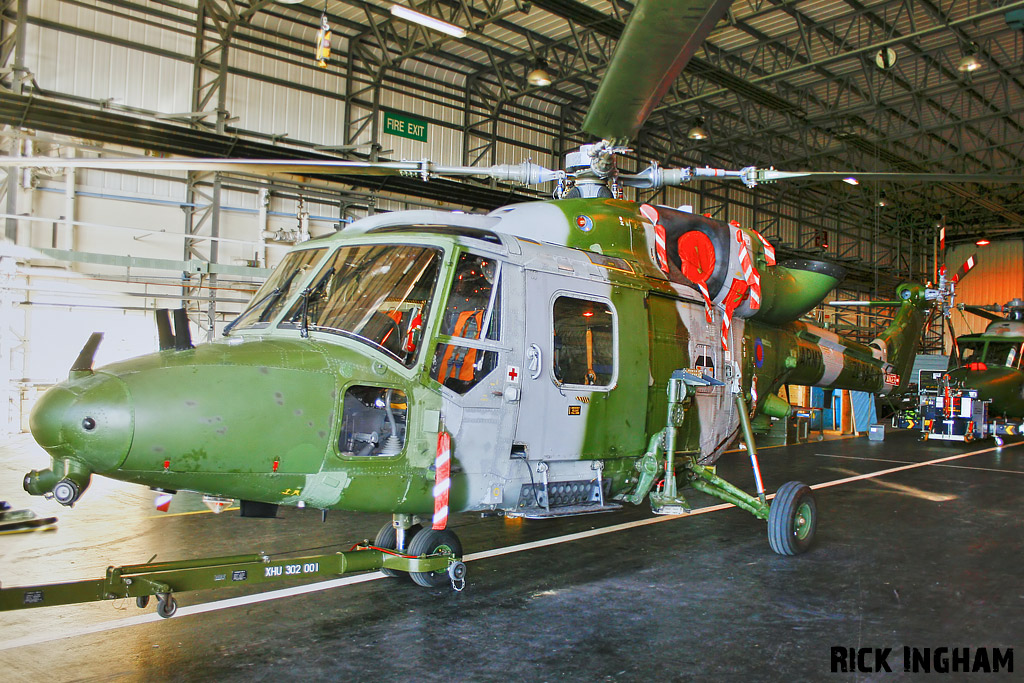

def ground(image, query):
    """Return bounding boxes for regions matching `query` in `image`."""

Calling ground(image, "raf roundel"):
[754,337,764,368]
[575,215,594,232]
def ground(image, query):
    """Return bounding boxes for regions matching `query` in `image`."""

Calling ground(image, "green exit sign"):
[383,111,428,142]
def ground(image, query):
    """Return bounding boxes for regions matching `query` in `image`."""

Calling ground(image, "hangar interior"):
[0,1,1022,680]
[2,0,1024,431]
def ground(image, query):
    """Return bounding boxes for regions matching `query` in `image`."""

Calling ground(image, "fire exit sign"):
[383,111,428,142]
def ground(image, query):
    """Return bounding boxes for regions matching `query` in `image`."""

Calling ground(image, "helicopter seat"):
[436,309,484,388]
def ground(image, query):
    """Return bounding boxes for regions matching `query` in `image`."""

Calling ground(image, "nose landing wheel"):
[407,528,463,588]
[52,478,83,506]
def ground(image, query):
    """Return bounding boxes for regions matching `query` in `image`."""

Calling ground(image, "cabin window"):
[338,386,407,457]
[229,248,326,330]
[430,252,501,393]
[279,244,442,367]
[551,296,615,388]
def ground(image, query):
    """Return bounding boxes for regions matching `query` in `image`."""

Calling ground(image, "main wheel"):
[768,481,816,556]
[156,595,177,618]
[374,522,421,578]
[407,528,462,588]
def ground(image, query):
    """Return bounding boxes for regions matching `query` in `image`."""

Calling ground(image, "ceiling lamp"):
[842,177,859,185]
[874,47,897,70]
[976,238,991,246]
[390,4,467,38]
[687,117,709,140]
[957,44,983,72]
[877,190,889,208]
[527,60,553,87]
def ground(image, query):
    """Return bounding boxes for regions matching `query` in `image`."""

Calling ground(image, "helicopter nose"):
[29,372,135,480]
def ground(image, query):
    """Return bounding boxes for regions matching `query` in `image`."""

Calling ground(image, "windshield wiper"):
[224,285,282,336]
[300,267,335,338]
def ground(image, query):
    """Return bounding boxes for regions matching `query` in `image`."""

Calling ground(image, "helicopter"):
[943,298,1024,420]
[0,0,995,607]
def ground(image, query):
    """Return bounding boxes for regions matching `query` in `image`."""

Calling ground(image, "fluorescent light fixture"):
[842,177,859,185]
[390,5,467,38]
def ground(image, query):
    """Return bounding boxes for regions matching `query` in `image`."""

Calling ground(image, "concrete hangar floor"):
[0,429,1020,681]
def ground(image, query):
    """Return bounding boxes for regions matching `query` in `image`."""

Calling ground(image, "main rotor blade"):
[582,0,733,142]
[758,170,1021,184]
[0,157,562,184]
[622,164,1021,189]
[951,254,977,284]
[961,305,1003,322]
[827,300,902,307]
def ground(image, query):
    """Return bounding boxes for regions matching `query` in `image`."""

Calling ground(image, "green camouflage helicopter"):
[945,299,1024,419]
[0,0,1003,611]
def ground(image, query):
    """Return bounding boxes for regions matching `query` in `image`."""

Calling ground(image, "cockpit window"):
[279,244,442,367]
[985,342,1022,368]
[430,252,501,393]
[955,340,1024,369]
[956,341,985,366]
[228,248,326,331]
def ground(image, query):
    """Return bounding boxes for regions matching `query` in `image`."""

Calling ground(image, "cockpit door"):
[428,253,523,504]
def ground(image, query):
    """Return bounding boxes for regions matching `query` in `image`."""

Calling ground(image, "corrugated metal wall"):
[947,240,1024,338]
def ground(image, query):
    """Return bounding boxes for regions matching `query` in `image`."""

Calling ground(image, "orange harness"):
[437,310,484,382]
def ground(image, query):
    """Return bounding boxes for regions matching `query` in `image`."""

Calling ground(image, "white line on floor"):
[813,452,1024,475]
[2,441,1017,651]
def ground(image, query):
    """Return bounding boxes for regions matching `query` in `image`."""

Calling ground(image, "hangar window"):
[552,296,615,388]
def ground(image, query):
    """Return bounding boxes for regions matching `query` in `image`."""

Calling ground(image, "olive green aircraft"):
[0,0,1009,604]
[947,298,1024,419]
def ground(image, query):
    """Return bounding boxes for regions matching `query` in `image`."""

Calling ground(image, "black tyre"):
[374,522,421,578]
[407,528,462,588]
[768,481,816,556]
[136,595,150,609]
[156,595,177,618]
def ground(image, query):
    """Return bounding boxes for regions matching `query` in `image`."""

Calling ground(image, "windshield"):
[955,340,1023,368]
[956,340,985,366]
[985,341,1022,367]
[280,244,442,366]
[228,248,327,331]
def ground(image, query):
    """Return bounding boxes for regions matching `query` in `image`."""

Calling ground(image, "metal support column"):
[1,0,26,242]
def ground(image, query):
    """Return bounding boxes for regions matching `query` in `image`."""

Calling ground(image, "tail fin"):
[869,283,930,393]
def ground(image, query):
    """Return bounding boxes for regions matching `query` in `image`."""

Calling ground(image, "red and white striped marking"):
[721,277,750,352]
[735,228,761,311]
[753,230,776,265]
[654,225,669,272]
[697,282,714,324]
[640,205,669,273]
[432,431,451,530]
